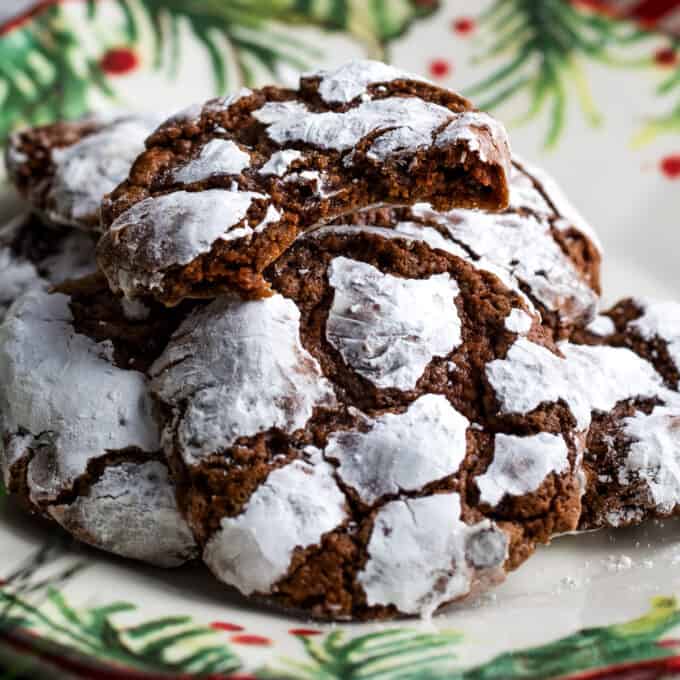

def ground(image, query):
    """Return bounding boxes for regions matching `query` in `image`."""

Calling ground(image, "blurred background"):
[1,0,678,298]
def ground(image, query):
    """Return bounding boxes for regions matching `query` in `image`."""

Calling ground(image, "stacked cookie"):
[1,60,678,621]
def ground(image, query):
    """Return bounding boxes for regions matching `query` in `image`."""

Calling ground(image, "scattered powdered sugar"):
[173,139,251,184]
[505,308,533,335]
[203,450,346,595]
[629,299,680,383]
[586,315,616,337]
[619,404,680,513]
[486,339,669,430]
[49,115,162,228]
[313,59,429,104]
[258,149,303,176]
[358,493,508,616]
[0,290,159,504]
[477,433,570,507]
[325,395,469,505]
[326,256,461,390]
[49,461,196,567]
[150,294,336,464]
[106,189,265,295]
[604,554,634,572]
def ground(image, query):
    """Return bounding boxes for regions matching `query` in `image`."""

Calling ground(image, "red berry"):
[99,47,139,75]
[210,621,244,632]
[660,154,680,179]
[452,17,475,35]
[230,634,272,646]
[655,47,678,66]
[429,59,451,79]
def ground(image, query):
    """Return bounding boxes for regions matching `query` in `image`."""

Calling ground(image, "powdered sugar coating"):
[618,405,680,514]
[173,139,251,184]
[105,189,266,295]
[203,451,346,595]
[326,395,469,505]
[258,149,303,176]
[505,308,533,335]
[0,215,96,321]
[151,294,336,464]
[358,493,507,616]
[0,290,159,504]
[49,461,196,567]
[515,156,602,252]
[477,433,570,507]
[629,300,680,383]
[486,339,667,429]
[48,115,162,229]
[326,256,461,390]
[256,97,453,157]
[586,315,616,336]
[411,203,597,327]
[313,60,429,104]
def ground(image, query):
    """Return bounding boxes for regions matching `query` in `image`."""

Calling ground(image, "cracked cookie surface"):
[0,213,96,322]
[6,113,163,231]
[335,157,601,339]
[149,226,585,620]
[571,299,680,530]
[97,60,512,305]
[0,274,197,566]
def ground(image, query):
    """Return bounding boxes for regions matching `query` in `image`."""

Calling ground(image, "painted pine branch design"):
[465,0,643,147]
[0,548,241,676]
[0,0,439,145]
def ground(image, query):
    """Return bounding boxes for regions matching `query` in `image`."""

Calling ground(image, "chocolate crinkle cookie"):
[149,226,585,620]
[0,274,197,567]
[5,113,164,231]
[97,59,512,305]
[570,298,680,530]
[0,213,96,322]
[334,156,602,339]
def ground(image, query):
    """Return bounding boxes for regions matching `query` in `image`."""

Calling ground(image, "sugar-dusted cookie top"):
[0,213,96,322]
[150,226,584,620]
[97,60,512,305]
[336,157,601,338]
[6,113,164,231]
[0,275,197,566]
[570,298,680,530]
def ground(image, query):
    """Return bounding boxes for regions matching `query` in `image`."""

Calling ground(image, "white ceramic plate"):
[1,1,680,678]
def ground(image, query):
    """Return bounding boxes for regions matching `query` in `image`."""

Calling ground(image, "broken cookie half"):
[97,59,512,305]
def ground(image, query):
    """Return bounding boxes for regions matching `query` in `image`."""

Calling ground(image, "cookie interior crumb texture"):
[97,59,512,305]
